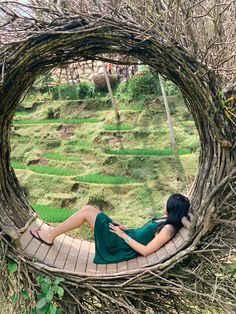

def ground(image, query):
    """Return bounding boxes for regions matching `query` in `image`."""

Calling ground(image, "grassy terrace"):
[105,148,191,156]
[15,111,30,116]
[43,152,81,162]
[12,162,81,176]
[75,173,138,184]
[104,125,134,131]
[12,163,139,184]
[33,204,77,222]
[14,118,100,125]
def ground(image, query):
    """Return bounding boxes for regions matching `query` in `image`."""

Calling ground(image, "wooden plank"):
[156,246,169,263]
[33,225,53,261]
[164,240,177,256]
[179,227,189,242]
[96,263,107,275]
[172,233,184,248]
[20,218,43,250]
[86,242,97,275]
[146,252,159,266]
[44,233,65,266]
[24,222,49,258]
[64,238,82,271]
[75,240,90,273]
[117,260,128,273]
[106,262,117,274]
[53,235,73,269]
[137,255,149,268]
[127,258,139,270]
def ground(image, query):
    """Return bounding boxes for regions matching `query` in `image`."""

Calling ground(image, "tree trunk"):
[102,62,120,123]
[158,73,185,175]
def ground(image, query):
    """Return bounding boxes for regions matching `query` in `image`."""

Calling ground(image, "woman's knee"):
[82,205,101,228]
[82,205,100,217]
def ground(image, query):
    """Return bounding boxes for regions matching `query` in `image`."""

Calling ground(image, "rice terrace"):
[0,1,235,314]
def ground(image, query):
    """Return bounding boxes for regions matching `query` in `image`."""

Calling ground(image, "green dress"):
[93,212,165,264]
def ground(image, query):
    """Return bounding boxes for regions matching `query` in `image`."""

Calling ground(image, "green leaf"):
[56,287,64,298]
[44,276,52,285]
[36,304,50,314]
[54,277,65,285]
[36,275,44,283]
[49,304,57,314]
[36,297,47,309]
[21,290,30,300]
[46,287,54,302]
[7,261,18,274]
[11,293,18,304]
[41,282,50,295]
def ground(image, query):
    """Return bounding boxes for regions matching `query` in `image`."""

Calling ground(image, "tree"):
[158,73,185,174]
[0,1,235,313]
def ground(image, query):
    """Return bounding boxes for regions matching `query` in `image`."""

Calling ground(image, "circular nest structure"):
[0,2,235,313]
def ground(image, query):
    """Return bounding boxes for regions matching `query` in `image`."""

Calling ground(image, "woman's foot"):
[30,229,55,246]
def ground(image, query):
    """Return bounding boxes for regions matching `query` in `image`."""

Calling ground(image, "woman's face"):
[162,199,168,216]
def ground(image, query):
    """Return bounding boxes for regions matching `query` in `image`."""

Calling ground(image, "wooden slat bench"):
[19,218,190,276]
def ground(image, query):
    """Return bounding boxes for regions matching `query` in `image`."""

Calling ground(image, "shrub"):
[46,107,56,119]
[49,82,95,100]
[77,82,95,99]
[163,80,179,96]
[127,73,161,100]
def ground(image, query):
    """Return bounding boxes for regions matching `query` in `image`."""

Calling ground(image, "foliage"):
[104,124,134,131]
[127,73,161,100]
[15,111,29,116]
[33,204,77,222]
[14,118,100,125]
[49,83,95,100]
[116,72,179,102]
[46,108,57,119]
[162,80,179,96]
[24,80,95,102]
[6,260,64,313]
[33,275,64,314]
[75,173,138,184]
[12,162,81,176]
[118,103,145,111]
[105,148,190,156]
[43,152,81,162]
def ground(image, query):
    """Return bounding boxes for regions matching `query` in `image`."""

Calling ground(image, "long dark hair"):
[156,193,190,235]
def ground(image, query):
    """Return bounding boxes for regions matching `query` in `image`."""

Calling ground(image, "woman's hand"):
[109,223,126,239]
[111,221,128,231]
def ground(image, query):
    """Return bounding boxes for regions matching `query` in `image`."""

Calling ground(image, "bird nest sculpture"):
[0,1,235,313]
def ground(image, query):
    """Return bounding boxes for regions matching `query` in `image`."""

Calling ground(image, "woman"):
[30,193,190,264]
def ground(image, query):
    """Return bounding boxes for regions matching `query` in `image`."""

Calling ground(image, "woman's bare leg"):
[30,205,101,244]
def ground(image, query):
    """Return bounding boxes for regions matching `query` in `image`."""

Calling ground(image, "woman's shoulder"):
[157,223,175,236]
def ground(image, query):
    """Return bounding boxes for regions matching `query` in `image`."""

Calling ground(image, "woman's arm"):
[109,223,174,256]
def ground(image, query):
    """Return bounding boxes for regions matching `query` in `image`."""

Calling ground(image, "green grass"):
[12,162,80,176]
[12,162,27,169]
[15,111,30,116]
[105,148,191,156]
[11,135,34,143]
[66,140,92,148]
[44,152,81,162]
[119,104,145,111]
[104,125,134,131]
[13,118,100,125]
[75,173,138,184]
[33,204,77,222]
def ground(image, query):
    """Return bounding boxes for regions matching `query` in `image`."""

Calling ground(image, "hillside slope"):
[11,95,199,239]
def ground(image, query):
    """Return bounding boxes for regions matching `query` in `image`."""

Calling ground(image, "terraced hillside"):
[11,95,200,239]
